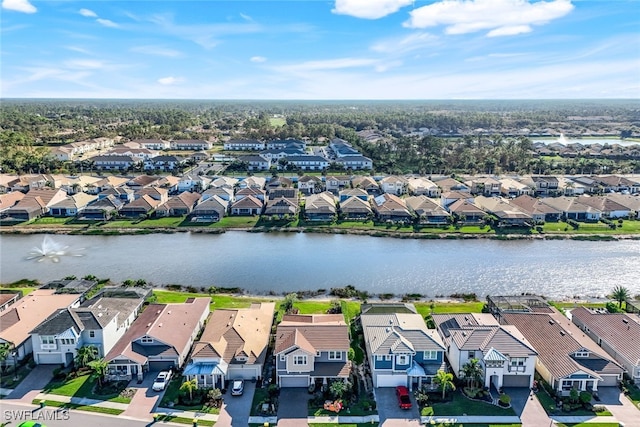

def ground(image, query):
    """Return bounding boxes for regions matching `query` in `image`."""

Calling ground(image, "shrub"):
[499,393,511,407]
[579,391,592,405]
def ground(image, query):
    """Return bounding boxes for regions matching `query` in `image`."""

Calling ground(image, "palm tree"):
[611,286,630,309]
[329,380,349,400]
[75,345,99,368]
[88,359,108,388]
[461,358,484,388]
[0,342,12,374]
[180,378,198,402]
[434,369,456,400]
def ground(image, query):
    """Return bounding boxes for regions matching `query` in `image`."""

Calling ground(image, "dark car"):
[396,385,412,409]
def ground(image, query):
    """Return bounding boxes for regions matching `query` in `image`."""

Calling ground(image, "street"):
[0,402,148,427]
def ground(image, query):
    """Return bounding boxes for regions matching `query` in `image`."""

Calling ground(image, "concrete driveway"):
[215,381,256,427]
[121,372,166,420]
[503,387,552,426]
[375,387,421,427]
[596,386,640,427]
[7,364,57,402]
[277,388,309,427]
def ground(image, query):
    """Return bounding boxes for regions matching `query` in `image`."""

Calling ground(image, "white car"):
[231,379,244,396]
[152,371,172,391]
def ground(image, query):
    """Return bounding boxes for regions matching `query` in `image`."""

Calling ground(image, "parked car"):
[396,385,412,409]
[152,370,172,391]
[231,379,244,396]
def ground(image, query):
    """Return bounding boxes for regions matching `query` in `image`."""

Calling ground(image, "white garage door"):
[228,366,260,381]
[503,375,531,388]
[375,374,407,388]
[600,375,619,387]
[280,376,309,388]
[37,353,63,364]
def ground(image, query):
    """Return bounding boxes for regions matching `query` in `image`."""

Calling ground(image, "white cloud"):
[276,58,379,73]
[158,76,183,85]
[96,18,119,28]
[79,8,97,18]
[332,0,413,19]
[250,56,267,63]
[131,45,182,58]
[240,13,253,22]
[2,0,37,14]
[371,32,439,54]
[404,0,574,37]
[65,59,104,69]
[65,46,92,55]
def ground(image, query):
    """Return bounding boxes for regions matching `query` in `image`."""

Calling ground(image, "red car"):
[396,385,412,409]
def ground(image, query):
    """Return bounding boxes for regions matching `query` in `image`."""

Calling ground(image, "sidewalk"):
[34,392,129,410]
[421,415,523,424]
[551,415,620,424]
[155,406,219,423]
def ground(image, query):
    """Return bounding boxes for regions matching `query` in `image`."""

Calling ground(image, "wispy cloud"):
[96,19,119,28]
[65,46,93,55]
[404,0,574,37]
[64,59,104,70]
[131,45,182,58]
[2,0,36,14]
[157,76,183,85]
[79,8,97,18]
[250,56,267,63]
[275,58,380,73]
[332,0,413,19]
[371,32,440,54]
[240,13,253,22]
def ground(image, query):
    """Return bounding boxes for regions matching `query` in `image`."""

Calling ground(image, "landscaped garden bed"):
[308,378,376,417]
[43,371,134,404]
[420,390,516,417]
[158,377,221,413]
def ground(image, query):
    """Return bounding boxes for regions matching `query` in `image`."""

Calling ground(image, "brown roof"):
[571,307,640,367]
[192,303,275,365]
[160,192,201,210]
[275,314,349,355]
[0,289,80,347]
[105,298,210,365]
[0,192,25,211]
[448,199,486,215]
[231,195,263,209]
[0,293,19,306]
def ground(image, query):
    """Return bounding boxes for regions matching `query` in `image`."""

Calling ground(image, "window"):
[384,355,392,361]
[89,331,95,338]
[293,355,307,366]
[328,351,342,361]
[574,351,589,358]
[280,355,285,361]
[141,336,153,344]
[424,350,438,360]
[510,357,526,371]
[468,351,475,359]
[397,355,409,365]
[41,336,56,349]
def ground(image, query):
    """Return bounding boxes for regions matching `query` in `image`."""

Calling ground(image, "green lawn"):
[415,301,485,316]
[249,386,270,416]
[43,373,133,403]
[153,290,274,311]
[423,391,516,416]
[155,414,215,426]
[34,399,124,415]
[158,377,219,414]
[0,286,37,297]
[624,382,640,408]
[269,117,286,127]
[308,395,377,416]
[541,220,640,234]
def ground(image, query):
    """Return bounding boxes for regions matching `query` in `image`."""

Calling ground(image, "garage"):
[280,376,309,388]
[502,374,531,388]
[228,366,260,381]
[149,360,175,372]
[375,374,407,388]
[599,375,619,387]
[37,353,63,365]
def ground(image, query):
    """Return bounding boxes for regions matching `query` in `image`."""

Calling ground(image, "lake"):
[1,232,638,298]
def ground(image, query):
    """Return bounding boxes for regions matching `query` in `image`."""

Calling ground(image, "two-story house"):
[432,313,537,390]
[223,139,265,151]
[30,289,146,365]
[360,303,446,390]
[183,302,275,388]
[104,297,210,381]
[379,176,408,196]
[274,314,351,388]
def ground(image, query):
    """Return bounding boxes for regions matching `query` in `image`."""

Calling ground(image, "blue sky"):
[1,0,639,99]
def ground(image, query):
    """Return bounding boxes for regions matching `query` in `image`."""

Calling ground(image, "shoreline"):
[1,225,639,241]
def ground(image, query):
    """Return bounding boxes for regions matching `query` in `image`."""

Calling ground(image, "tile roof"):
[231,195,263,209]
[339,196,372,214]
[305,192,336,214]
[274,314,349,355]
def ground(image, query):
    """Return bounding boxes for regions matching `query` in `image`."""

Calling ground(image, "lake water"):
[1,233,638,299]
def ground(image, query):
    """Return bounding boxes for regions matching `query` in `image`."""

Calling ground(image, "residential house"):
[230,195,263,216]
[606,194,640,217]
[30,291,145,366]
[237,176,266,190]
[126,175,162,190]
[107,147,158,161]
[236,155,271,171]
[143,155,186,171]
[440,191,475,209]
[407,177,441,197]
[189,195,228,222]
[571,307,640,384]
[304,192,337,221]
[501,310,623,395]
[339,196,372,220]
[379,176,408,196]
[510,195,562,223]
[104,298,210,381]
[0,290,81,363]
[531,176,560,196]
[86,176,129,195]
[448,199,487,224]
[132,139,170,150]
[99,187,135,203]
[184,302,275,388]
[282,155,328,171]
[266,176,294,190]
[351,176,380,195]
[571,176,602,194]
[80,195,124,220]
[235,187,266,202]
[3,188,68,220]
[0,191,25,213]
[434,177,471,193]
[540,197,602,222]
[432,313,538,389]
[202,186,234,203]
[0,292,20,313]
[223,139,265,151]
[329,139,361,157]
[465,177,502,197]
[91,155,140,171]
[594,175,640,194]
[336,155,373,170]
[558,177,587,196]
[360,303,446,390]
[170,139,213,151]
[405,196,450,225]
[49,193,98,217]
[499,178,533,198]
[259,148,306,161]
[298,176,324,195]
[474,196,533,227]
[264,194,299,218]
[135,187,169,204]
[210,177,239,189]
[119,195,161,218]
[266,139,306,150]
[339,188,368,203]
[177,175,210,192]
[576,196,630,218]
[325,175,352,193]
[372,193,413,223]
[155,192,202,217]
[274,314,351,388]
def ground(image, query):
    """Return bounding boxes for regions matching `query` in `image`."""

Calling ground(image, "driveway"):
[375,387,421,427]
[215,381,255,427]
[597,386,639,427]
[503,387,552,426]
[7,364,57,402]
[277,387,309,427]
[121,372,166,420]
